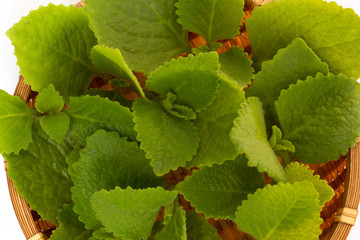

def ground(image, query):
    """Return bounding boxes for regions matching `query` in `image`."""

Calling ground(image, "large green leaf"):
[218,47,254,88]
[187,79,245,168]
[4,121,73,223]
[65,95,136,146]
[245,38,328,128]
[133,98,200,176]
[71,130,164,229]
[91,187,178,240]
[147,52,220,112]
[154,206,186,240]
[285,162,334,206]
[85,0,189,75]
[176,0,244,44]
[90,45,144,97]
[186,211,220,240]
[7,4,97,99]
[275,73,360,163]
[0,90,36,154]
[178,155,264,220]
[49,204,93,240]
[246,0,360,78]
[35,84,65,114]
[40,112,70,144]
[230,97,285,181]
[235,182,322,240]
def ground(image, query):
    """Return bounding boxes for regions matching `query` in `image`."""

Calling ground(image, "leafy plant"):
[3,0,360,239]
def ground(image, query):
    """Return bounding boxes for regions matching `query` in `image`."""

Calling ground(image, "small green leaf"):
[0,89,36,154]
[35,84,65,114]
[91,187,178,240]
[275,73,360,163]
[92,228,120,240]
[245,38,329,128]
[65,95,136,146]
[176,0,244,44]
[230,97,285,181]
[186,210,220,240]
[133,98,200,176]
[7,4,97,99]
[161,92,197,120]
[154,206,186,240]
[285,162,334,206]
[218,47,254,88]
[86,0,189,75]
[90,45,144,97]
[187,78,245,168]
[147,52,220,112]
[246,0,360,78]
[178,155,264,220]
[4,121,73,223]
[40,112,70,143]
[269,126,295,153]
[235,182,322,240]
[71,130,164,229]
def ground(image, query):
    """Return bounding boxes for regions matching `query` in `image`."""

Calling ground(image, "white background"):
[0,0,360,239]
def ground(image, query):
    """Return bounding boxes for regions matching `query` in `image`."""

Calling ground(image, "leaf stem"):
[276,151,294,167]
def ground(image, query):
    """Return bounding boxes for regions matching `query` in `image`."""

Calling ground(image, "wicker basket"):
[3,0,360,239]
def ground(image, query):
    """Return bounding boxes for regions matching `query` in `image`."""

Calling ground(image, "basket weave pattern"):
[4,1,360,240]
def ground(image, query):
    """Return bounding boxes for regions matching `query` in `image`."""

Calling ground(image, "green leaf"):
[71,130,164,229]
[186,210,220,240]
[246,0,360,78]
[92,228,120,240]
[0,89,36,154]
[85,0,189,75]
[7,4,97,99]
[4,121,73,223]
[133,98,200,176]
[40,112,70,143]
[285,162,334,206]
[66,146,81,177]
[176,0,244,44]
[85,88,133,109]
[90,45,144,97]
[178,155,264,220]
[161,92,197,120]
[269,126,295,153]
[230,97,285,181]
[65,95,136,146]
[147,52,220,112]
[91,187,178,240]
[275,73,360,163]
[187,78,245,168]
[154,206,186,240]
[35,84,65,114]
[49,204,93,240]
[235,182,322,240]
[218,47,254,88]
[245,38,329,128]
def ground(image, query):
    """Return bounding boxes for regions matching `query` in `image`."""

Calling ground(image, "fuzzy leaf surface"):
[230,97,285,181]
[40,112,70,143]
[0,90,36,154]
[178,155,264,220]
[4,121,73,223]
[187,79,245,168]
[186,211,220,240]
[285,162,334,206]
[147,52,220,112]
[86,0,189,75]
[71,130,164,229]
[246,38,329,128]
[90,45,144,96]
[91,187,178,240]
[154,206,186,240]
[133,98,199,176]
[246,0,360,78]
[235,182,322,240]
[176,0,244,44]
[218,47,254,88]
[65,95,136,146]
[35,84,64,114]
[275,73,360,163]
[7,4,97,99]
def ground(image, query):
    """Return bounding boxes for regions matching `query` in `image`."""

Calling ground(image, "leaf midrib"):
[206,0,216,44]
